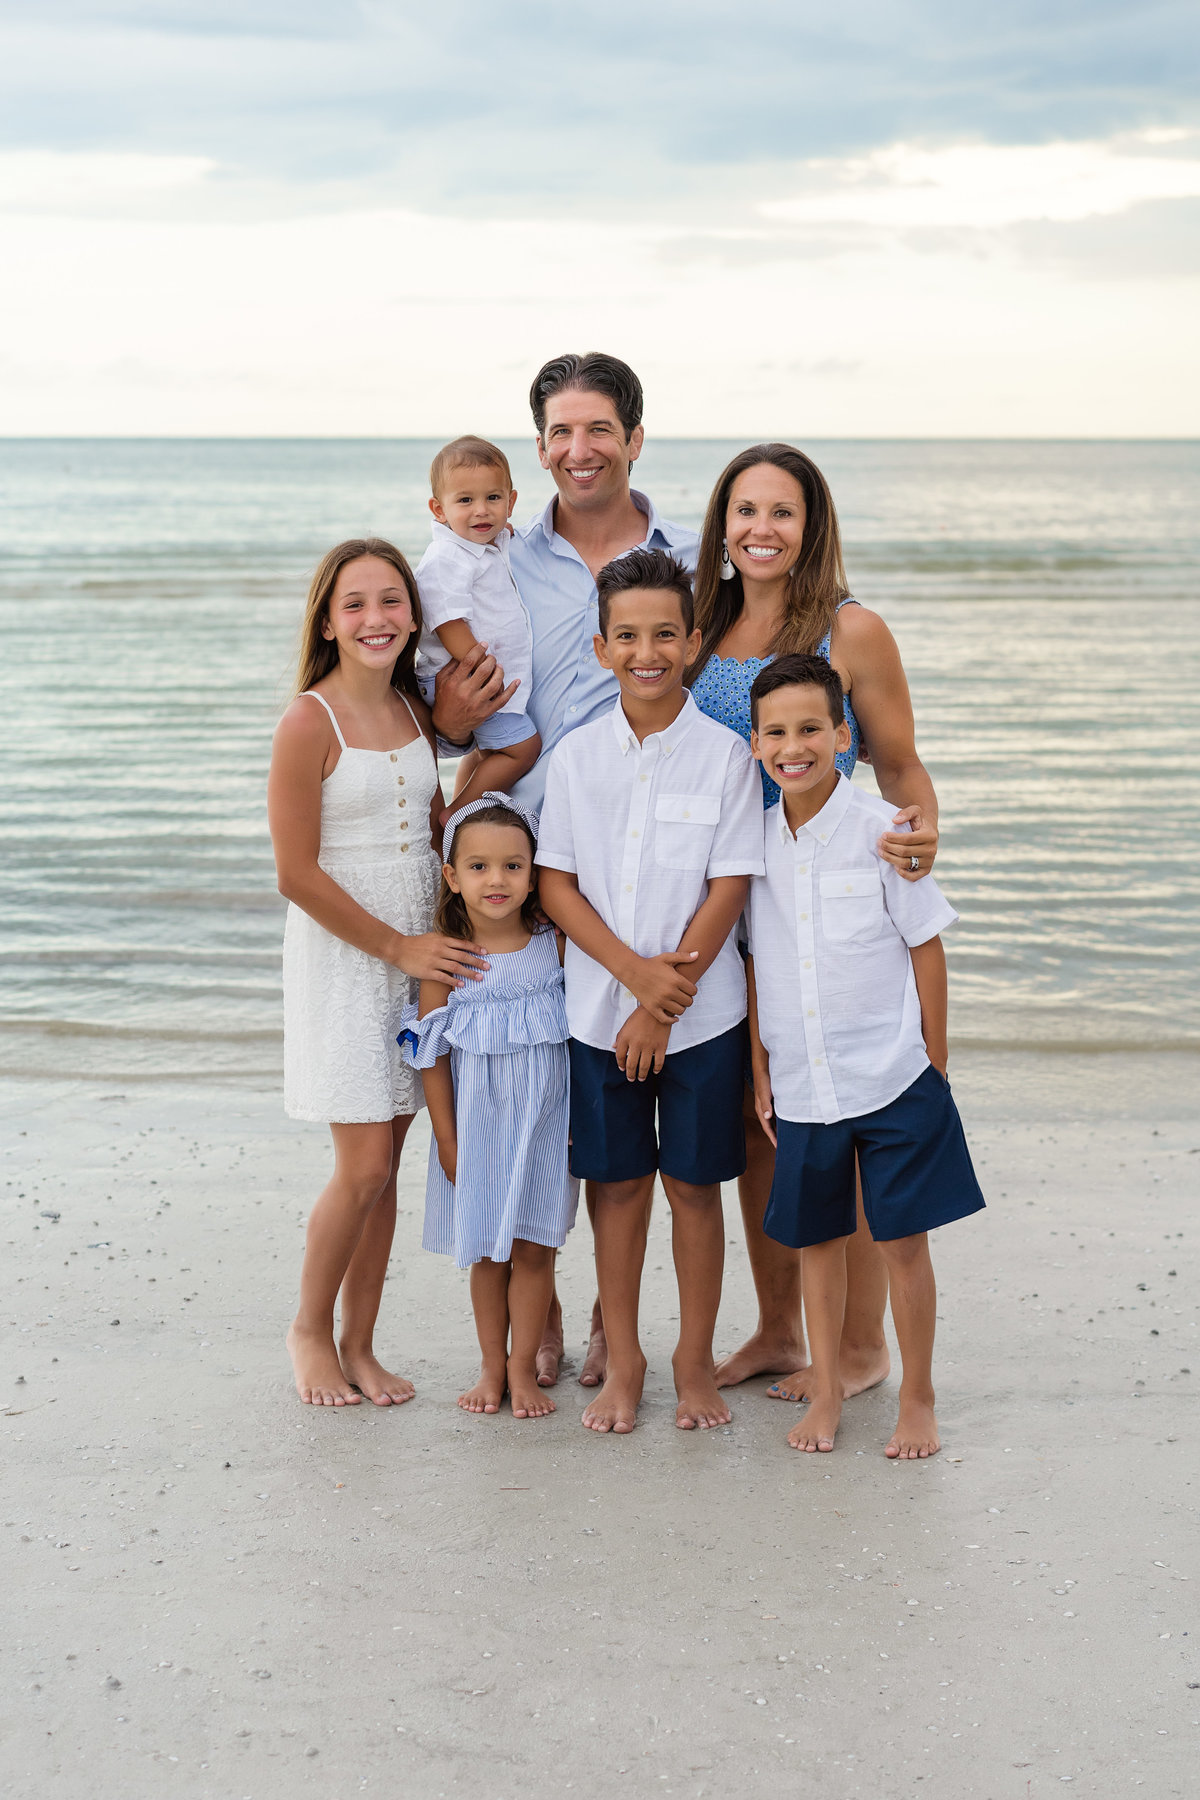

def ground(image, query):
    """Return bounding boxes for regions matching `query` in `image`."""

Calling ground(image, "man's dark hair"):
[529,352,644,440]
[595,547,694,638]
[749,653,845,730]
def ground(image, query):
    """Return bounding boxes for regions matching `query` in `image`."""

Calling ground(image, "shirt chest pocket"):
[819,867,885,943]
[654,793,721,871]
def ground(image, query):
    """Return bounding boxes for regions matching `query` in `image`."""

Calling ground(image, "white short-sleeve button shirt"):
[415,523,532,716]
[536,693,765,1054]
[747,774,959,1124]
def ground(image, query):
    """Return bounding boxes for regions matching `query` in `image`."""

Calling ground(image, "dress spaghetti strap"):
[302,689,348,750]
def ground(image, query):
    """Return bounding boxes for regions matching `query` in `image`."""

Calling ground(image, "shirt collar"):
[610,689,699,758]
[534,487,668,551]
[775,771,856,846]
[430,518,496,560]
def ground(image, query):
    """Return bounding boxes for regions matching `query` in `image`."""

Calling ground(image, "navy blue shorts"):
[764,1064,985,1249]
[568,1022,748,1186]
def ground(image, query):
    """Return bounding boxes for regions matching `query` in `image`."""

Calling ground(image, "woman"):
[689,444,939,1400]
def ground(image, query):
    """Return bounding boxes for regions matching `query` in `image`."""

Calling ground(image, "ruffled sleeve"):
[397,1000,455,1069]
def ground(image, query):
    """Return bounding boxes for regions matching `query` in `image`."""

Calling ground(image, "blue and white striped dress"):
[401,930,579,1269]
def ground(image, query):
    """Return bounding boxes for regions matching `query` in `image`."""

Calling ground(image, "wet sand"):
[3,1050,1197,1798]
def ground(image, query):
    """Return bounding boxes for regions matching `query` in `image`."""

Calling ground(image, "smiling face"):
[725,462,807,590]
[593,586,701,710]
[429,462,517,545]
[751,682,852,811]
[537,388,644,512]
[320,554,415,669]
[444,823,535,928]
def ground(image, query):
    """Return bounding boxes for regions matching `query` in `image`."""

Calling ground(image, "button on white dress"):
[282,691,440,1123]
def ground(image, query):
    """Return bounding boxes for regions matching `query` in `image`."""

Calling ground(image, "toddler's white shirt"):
[415,523,532,716]
[535,693,765,1053]
[747,774,959,1124]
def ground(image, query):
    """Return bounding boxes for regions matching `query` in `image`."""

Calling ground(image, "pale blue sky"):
[1,3,1197,434]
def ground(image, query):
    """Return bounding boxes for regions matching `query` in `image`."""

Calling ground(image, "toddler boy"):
[746,654,984,1460]
[415,436,540,816]
[536,548,764,1435]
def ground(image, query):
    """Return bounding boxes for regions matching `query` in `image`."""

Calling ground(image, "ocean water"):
[1,438,1197,1082]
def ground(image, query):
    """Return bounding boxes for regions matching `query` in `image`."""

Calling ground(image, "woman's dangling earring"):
[720,539,736,581]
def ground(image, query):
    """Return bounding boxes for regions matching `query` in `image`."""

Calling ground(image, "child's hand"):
[437,1140,458,1184]
[627,950,699,1025]
[615,1008,672,1082]
[752,1065,777,1147]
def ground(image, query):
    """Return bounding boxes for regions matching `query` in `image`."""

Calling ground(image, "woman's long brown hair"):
[293,538,423,699]
[689,444,850,686]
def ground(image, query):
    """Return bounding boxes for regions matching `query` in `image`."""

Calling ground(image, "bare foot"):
[458,1359,507,1415]
[788,1395,842,1452]
[714,1331,807,1389]
[578,1297,607,1388]
[768,1344,891,1403]
[674,1363,732,1431]
[509,1359,556,1419]
[581,1358,645,1434]
[338,1347,415,1407]
[287,1324,361,1407]
[536,1293,564,1388]
[885,1398,940,1459]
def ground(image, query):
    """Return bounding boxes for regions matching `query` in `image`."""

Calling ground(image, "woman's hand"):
[878,807,939,882]
[394,933,489,985]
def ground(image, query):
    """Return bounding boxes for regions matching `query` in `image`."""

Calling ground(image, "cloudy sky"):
[2,2,1197,435]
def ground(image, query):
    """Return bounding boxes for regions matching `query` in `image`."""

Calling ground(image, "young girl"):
[269,537,489,1409]
[402,795,578,1420]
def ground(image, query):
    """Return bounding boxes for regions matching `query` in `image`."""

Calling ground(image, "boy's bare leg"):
[338,1114,417,1406]
[507,1241,557,1419]
[876,1233,940,1458]
[788,1236,849,1452]
[288,1119,398,1406]
[582,1176,653,1433]
[536,1282,564,1386]
[461,1259,510,1414]
[768,1165,891,1401]
[714,1090,807,1386]
[661,1175,732,1430]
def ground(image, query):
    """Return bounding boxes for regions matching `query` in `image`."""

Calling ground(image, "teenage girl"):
[269,538,488,1408]
[403,796,578,1420]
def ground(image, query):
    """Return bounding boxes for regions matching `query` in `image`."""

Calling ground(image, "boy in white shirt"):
[537,549,764,1436]
[746,654,984,1461]
[414,436,540,819]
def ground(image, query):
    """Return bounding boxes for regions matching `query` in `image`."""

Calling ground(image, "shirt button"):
[814,1056,823,1066]
[397,798,406,808]
[797,863,807,873]
[803,960,812,970]
[631,830,639,838]
[400,843,410,854]
[807,1009,815,1017]
[397,775,405,786]
[845,883,853,893]
[639,773,647,783]
[389,752,398,763]
[400,820,409,831]
[624,883,633,893]
[800,912,808,921]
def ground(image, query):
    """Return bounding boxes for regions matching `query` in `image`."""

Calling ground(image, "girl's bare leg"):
[714,1090,807,1386]
[461,1259,510,1413]
[877,1234,940,1459]
[788,1236,849,1452]
[662,1175,731,1430]
[338,1114,416,1405]
[583,1175,653,1433]
[507,1240,558,1418]
[287,1120,396,1406]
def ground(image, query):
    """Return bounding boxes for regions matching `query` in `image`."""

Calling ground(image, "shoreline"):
[4,1047,1197,1796]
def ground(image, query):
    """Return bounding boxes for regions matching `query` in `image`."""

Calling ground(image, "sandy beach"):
[3,1048,1196,1798]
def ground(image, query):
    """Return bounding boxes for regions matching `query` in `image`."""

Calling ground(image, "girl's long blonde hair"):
[689,444,850,686]
[293,538,423,699]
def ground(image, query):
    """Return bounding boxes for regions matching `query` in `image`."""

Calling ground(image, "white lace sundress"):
[282,690,441,1123]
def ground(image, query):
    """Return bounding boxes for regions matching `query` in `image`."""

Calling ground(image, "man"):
[432,351,698,1384]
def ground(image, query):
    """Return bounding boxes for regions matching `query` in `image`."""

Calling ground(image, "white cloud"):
[0,149,215,213]
[762,131,1200,230]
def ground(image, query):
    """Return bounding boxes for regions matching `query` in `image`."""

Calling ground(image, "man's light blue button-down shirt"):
[507,489,699,814]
